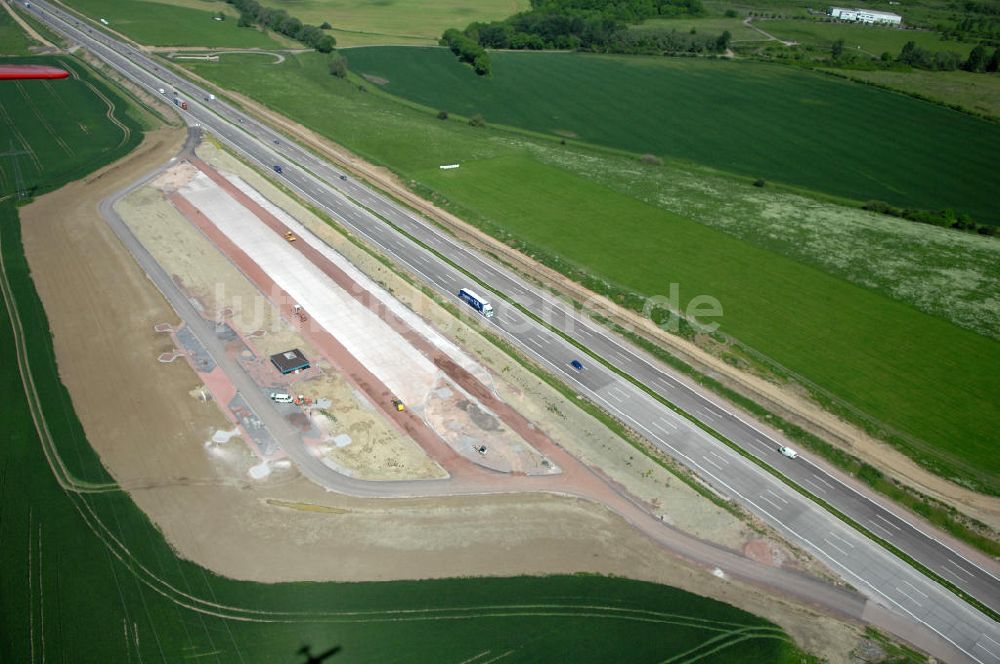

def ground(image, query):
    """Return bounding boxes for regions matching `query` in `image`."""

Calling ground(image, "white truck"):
[458,287,494,318]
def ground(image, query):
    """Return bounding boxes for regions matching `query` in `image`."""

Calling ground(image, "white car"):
[779,446,799,459]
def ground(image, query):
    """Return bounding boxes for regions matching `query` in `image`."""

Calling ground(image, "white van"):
[779,446,799,459]
[269,392,293,404]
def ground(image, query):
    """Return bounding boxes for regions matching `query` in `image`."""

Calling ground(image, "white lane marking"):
[823,538,850,557]
[607,386,629,401]
[764,489,788,505]
[808,473,835,490]
[760,494,785,512]
[827,531,854,549]
[976,641,1000,661]
[868,519,895,537]
[526,336,545,350]
[902,580,928,598]
[651,419,676,435]
[654,375,678,388]
[803,478,828,494]
[939,565,964,582]
[945,558,976,578]
[745,438,772,454]
[698,408,720,422]
[895,586,924,608]
[607,391,624,404]
[612,351,630,363]
[872,513,902,531]
[708,449,729,465]
[701,455,723,471]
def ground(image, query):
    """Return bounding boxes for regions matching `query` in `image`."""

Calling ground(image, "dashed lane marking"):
[701,455,723,470]
[872,513,902,531]
[708,449,729,465]
[823,538,850,557]
[803,478,828,494]
[763,489,788,505]
[651,419,676,435]
[895,586,924,608]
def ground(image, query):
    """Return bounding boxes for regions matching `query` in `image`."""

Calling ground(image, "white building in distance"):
[828,6,903,25]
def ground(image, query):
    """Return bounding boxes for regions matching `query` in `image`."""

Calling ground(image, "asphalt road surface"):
[26,1,999,660]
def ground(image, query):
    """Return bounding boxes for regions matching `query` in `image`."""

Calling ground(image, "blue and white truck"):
[458,288,494,318]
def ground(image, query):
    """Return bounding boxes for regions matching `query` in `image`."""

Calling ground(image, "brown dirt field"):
[178,68,1000,537]
[20,128,238,488]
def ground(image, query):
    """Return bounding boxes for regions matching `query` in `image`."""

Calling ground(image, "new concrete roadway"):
[27,1,999,660]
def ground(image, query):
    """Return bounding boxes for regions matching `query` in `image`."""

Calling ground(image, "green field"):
[830,67,1000,120]
[640,16,766,41]
[258,0,530,46]
[0,5,36,55]
[60,0,285,47]
[0,57,146,199]
[0,51,810,663]
[183,51,1000,492]
[760,18,976,57]
[344,47,1000,226]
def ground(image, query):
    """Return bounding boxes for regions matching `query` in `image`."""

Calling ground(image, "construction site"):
[17,128,868,657]
[131,145,564,483]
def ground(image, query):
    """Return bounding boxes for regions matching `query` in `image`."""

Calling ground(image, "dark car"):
[570,359,584,371]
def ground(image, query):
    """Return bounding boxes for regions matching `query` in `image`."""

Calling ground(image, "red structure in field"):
[0,65,69,80]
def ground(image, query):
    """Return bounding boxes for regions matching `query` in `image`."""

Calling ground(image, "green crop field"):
[760,19,975,57]
[182,52,1000,492]
[59,0,285,48]
[0,5,35,55]
[0,56,145,201]
[830,68,1000,120]
[255,0,530,46]
[0,53,807,663]
[343,47,1000,226]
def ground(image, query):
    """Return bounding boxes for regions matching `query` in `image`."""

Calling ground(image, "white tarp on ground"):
[180,171,438,406]
[225,174,494,388]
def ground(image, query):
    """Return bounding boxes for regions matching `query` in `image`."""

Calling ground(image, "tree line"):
[440,29,491,75]
[898,40,1000,72]
[224,0,337,53]
[441,0,725,74]
[827,38,1000,73]
[863,200,997,236]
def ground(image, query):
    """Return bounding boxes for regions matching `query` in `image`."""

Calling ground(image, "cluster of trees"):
[595,27,731,54]
[897,40,1000,72]
[863,201,997,236]
[224,0,336,52]
[327,53,348,78]
[444,0,724,63]
[528,0,705,21]
[440,28,491,75]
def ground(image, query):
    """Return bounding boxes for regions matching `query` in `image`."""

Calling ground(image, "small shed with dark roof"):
[270,348,310,374]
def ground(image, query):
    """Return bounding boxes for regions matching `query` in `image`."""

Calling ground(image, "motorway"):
[25,1,999,660]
